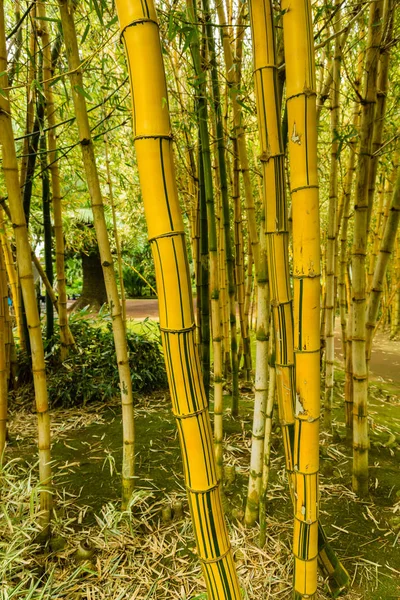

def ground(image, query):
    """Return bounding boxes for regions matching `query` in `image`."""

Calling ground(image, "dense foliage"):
[17,316,167,407]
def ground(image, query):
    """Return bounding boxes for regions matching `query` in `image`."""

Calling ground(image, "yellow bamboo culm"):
[249,0,296,498]
[249,3,348,596]
[0,0,52,527]
[282,0,320,596]
[115,0,242,597]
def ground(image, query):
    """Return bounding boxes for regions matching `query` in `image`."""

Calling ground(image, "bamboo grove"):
[0,0,399,598]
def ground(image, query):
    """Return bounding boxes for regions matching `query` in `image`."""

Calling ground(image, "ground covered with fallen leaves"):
[1,371,400,599]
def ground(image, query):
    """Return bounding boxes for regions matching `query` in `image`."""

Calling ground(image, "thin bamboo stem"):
[58,0,135,508]
[103,130,127,324]
[202,0,239,412]
[0,210,23,345]
[0,244,7,458]
[391,237,400,338]
[40,128,54,346]
[259,325,275,547]
[199,142,211,400]
[19,5,36,190]
[351,0,384,498]
[245,221,270,526]
[186,0,224,479]
[216,0,260,273]
[37,0,70,359]
[342,21,364,436]
[366,0,394,235]
[0,0,52,527]
[366,150,400,360]
[324,0,343,430]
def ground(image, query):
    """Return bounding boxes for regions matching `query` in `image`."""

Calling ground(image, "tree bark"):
[70,250,107,312]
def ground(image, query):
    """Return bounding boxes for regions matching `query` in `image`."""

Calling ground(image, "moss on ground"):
[5,356,400,599]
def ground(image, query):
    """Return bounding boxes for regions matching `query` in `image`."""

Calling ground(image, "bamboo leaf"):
[106,15,118,28]
[73,84,92,102]
[36,16,60,24]
[81,22,90,45]
[92,0,104,25]
[236,98,251,113]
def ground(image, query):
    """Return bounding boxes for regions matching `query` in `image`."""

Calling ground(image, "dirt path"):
[334,323,400,385]
[125,298,161,320]
[125,299,400,386]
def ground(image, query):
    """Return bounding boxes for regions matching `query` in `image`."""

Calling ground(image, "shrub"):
[16,315,167,408]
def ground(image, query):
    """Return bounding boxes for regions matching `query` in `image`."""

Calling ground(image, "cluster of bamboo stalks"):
[0,0,399,597]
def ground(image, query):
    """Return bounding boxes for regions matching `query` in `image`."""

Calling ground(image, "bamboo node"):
[135,133,172,142]
[199,546,233,564]
[120,18,159,40]
[186,481,219,494]
[171,404,210,421]
[148,230,185,243]
[160,323,195,334]
[291,184,319,194]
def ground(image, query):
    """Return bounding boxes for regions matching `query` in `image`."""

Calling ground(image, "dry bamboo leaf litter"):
[2,394,399,598]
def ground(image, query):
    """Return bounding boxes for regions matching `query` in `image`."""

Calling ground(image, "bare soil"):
[124,298,400,385]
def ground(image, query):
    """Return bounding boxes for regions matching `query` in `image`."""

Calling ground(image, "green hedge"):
[17,317,167,408]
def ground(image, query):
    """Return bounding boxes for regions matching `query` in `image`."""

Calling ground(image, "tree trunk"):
[71,250,107,312]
